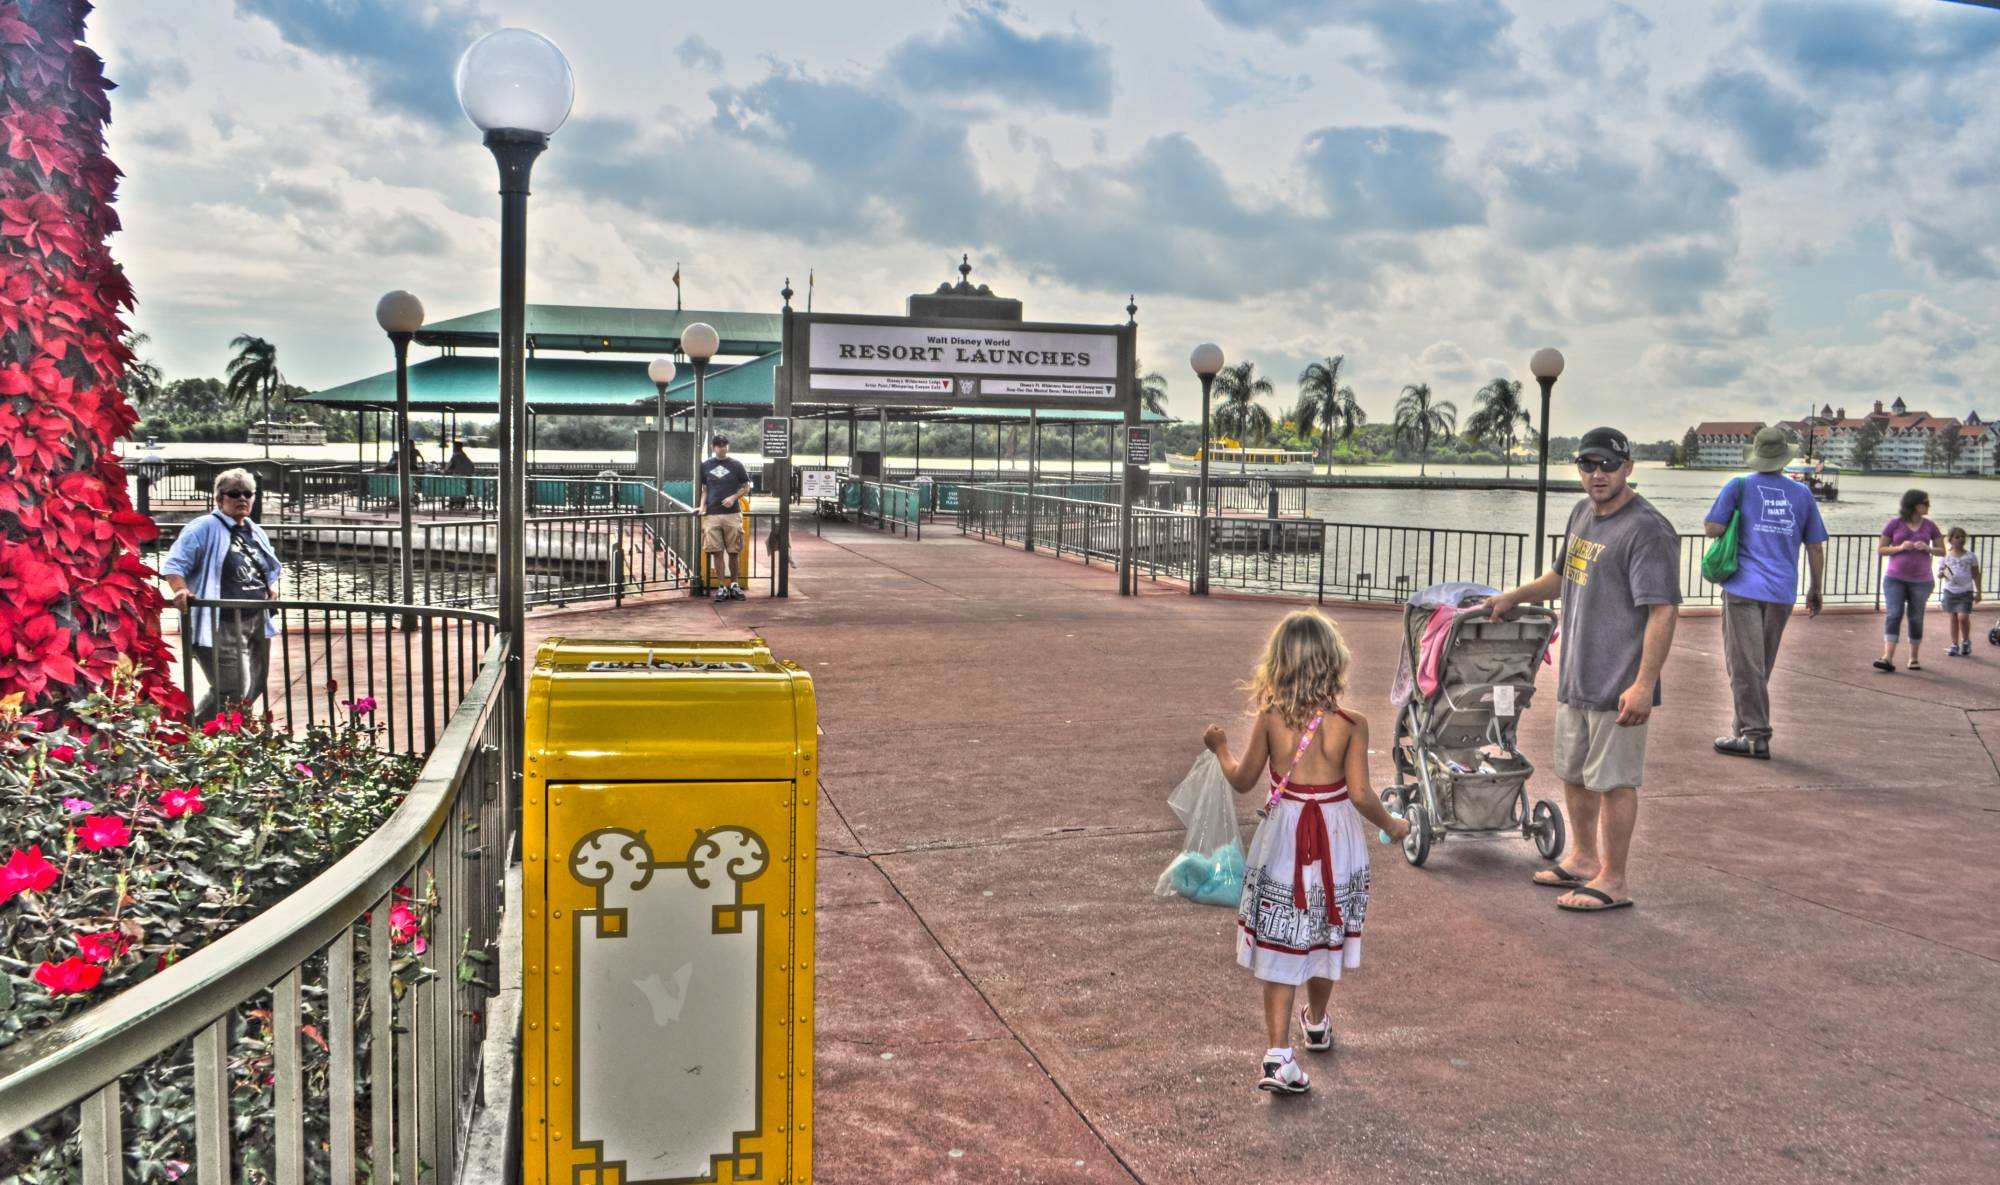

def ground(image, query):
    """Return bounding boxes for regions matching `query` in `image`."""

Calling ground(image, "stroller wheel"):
[1402,803,1433,867]
[1531,800,1565,860]
[1381,786,1409,815]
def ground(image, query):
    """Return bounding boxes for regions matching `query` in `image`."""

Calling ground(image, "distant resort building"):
[1688,422,1763,468]
[1687,398,1997,475]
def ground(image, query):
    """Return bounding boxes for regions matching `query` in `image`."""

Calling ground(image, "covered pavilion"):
[301,303,1170,474]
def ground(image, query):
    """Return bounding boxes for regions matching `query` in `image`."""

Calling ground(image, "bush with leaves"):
[0,664,433,1182]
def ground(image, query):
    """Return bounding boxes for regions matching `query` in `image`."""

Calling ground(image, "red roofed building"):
[1689,421,1764,468]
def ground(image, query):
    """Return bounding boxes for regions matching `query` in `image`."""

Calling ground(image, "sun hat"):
[1748,425,1793,472]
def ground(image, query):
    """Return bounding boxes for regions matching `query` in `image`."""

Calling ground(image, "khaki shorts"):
[1553,703,1649,792]
[701,514,744,555]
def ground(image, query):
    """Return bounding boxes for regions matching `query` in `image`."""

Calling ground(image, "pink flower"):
[47,744,77,762]
[294,762,313,778]
[61,797,93,814]
[390,902,429,952]
[342,696,378,714]
[33,956,105,995]
[76,930,130,963]
[77,815,132,852]
[201,718,220,736]
[158,787,204,818]
[1,845,59,902]
[165,1161,189,1182]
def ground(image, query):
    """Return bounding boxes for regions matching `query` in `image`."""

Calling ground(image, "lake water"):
[134,440,2000,538]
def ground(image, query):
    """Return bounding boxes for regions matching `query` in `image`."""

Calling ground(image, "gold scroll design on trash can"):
[567,825,772,1185]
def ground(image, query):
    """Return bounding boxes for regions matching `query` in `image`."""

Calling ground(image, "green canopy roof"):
[303,356,655,415]
[416,305,781,356]
[304,350,1173,423]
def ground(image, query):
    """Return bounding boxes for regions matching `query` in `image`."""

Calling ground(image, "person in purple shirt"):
[1874,489,1944,672]
[1703,427,1827,759]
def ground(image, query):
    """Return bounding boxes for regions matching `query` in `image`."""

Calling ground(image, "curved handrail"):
[0,628,509,1135]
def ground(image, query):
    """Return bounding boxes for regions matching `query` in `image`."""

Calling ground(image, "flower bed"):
[1,664,427,1180]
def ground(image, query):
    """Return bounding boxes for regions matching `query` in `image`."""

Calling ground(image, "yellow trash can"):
[523,637,816,1185]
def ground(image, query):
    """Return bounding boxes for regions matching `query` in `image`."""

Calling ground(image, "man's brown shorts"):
[702,514,744,554]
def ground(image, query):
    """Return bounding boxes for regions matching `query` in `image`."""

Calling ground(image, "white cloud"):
[76,0,2000,436]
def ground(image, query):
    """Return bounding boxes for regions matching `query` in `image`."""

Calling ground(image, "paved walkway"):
[525,524,2000,1185]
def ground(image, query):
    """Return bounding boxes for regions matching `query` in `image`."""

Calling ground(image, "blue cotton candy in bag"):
[1155,752,1247,907]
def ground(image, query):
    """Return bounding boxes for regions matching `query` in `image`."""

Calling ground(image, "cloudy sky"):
[92,0,2000,439]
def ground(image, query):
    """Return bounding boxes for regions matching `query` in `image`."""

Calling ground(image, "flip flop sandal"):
[1532,867,1586,888]
[1908,661,1923,671]
[1872,660,1895,672]
[1557,886,1634,913]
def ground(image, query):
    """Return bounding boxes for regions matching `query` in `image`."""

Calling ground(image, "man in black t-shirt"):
[697,434,752,601]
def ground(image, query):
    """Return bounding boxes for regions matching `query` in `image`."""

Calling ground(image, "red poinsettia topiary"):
[0,0,181,719]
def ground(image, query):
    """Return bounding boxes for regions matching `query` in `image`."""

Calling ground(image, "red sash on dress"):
[1274,781,1349,925]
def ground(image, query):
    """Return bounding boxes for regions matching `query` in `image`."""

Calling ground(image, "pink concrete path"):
[525,524,2000,1185]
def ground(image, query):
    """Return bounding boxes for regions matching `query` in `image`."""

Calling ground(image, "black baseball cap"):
[1577,426,1631,463]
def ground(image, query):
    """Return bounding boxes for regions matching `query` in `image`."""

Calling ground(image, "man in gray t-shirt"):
[1488,426,1681,914]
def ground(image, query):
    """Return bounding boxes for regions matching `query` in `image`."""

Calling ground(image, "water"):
[1295,463,2000,538]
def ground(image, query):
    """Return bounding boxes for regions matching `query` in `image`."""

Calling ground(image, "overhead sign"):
[1126,426,1152,467]
[761,416,791,460]
[808,321,1117,379]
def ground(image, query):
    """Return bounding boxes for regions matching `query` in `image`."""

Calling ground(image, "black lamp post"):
[1529,347,1565,577]
[1189,342,1224,595]
[376,290,424,615]
[455,26,574,816]
[648,356,676,513]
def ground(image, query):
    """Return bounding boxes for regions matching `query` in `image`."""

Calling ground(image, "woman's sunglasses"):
[1575,457,1624,474]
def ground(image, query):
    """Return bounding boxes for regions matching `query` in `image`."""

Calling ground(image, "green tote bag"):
[1701,478,1743,584]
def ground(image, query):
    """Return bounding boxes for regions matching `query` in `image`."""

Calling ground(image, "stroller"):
[1385,583,1564,868]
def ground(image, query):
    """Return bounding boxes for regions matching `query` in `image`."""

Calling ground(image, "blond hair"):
[1247,609,1351,728]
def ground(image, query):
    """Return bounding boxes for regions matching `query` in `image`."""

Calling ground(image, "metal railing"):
[844,478,923,538]
[0,606,510,1185]
[172,598,499,754]
[956,487,1201,584]
[1546,532,2000,608]
[957,487,1523,601]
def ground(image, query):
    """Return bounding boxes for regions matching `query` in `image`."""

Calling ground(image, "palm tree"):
[1295,355,1365,476]
[1137,367,1170,416]
[1211,362,1274,465]
[1461,377,1531,478]
[1392,382,1457,476]
[118,330,163,409]
[224,334,284,457]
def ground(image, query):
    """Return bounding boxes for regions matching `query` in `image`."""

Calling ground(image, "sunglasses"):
[1575,456,1624,474]
[220,489,255,498]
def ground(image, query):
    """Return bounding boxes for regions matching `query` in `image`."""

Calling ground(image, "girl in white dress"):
[1204,610,1408,1094]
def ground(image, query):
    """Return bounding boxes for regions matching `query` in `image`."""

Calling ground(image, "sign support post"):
[776,307,794,597]
[1118,329,1138,595]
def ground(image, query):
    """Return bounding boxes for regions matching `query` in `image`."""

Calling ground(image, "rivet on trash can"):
[553,910,562,918]
[553,1022,562,1031]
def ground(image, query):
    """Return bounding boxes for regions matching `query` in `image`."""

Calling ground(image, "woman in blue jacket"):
[161,468,283,721]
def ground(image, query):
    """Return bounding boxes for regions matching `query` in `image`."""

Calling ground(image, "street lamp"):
[376,289,424,616]
[682,322,720,497]
[1190,342,1224,595]
[455,26,573,821]
[648,356,676,512]
[1529,346,1565,577]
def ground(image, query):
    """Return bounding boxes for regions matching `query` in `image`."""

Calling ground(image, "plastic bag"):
[1154,751,1247,907]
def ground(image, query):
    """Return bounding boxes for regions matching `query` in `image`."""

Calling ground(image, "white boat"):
[246,419,329,446]
[1165,444,1317,474]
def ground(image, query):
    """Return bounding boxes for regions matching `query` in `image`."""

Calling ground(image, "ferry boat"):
[1784,461,1839,502]
[1165,441,1318,474]
[246,419,329,446]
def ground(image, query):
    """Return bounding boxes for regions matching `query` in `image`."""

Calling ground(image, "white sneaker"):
[1299,1008,1334,1052]
[728,583,746,600]
[1257,1053,1309,1094]
[713,587,730,603]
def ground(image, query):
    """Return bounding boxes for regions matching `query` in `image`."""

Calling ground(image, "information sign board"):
[1125,426,1152,466]
[762,416,791,460]
[800,469,839,499]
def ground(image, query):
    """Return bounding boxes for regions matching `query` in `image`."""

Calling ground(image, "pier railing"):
[844,478,924,538]
[956,487,1201,584]
[0,606,510,1185]
[1545,532,2000,608]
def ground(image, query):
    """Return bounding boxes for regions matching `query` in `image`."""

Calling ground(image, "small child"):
[1204,610,1408,1095]
[1938,528,1983,657]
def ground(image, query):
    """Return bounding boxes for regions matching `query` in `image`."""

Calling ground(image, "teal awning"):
[302,356,655,415]
[416,305,782,356]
